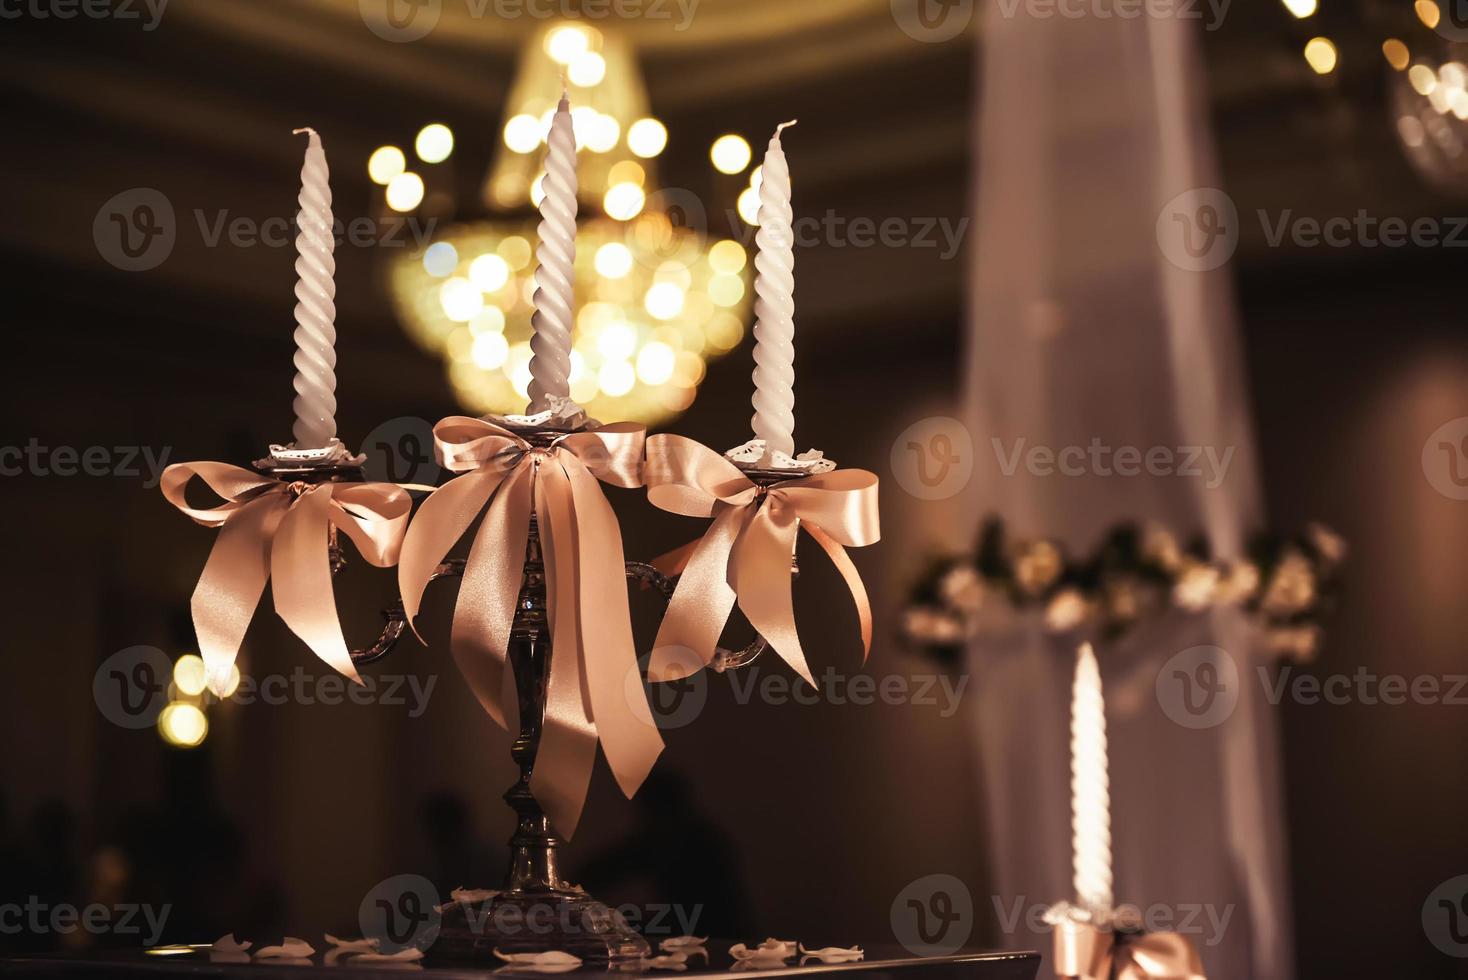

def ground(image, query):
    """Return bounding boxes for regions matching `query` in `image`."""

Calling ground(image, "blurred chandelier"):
[378,22,754,424]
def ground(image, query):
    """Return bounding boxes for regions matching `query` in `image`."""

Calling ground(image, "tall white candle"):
[290,127,338,450]
[527,93,578,415]
[750,120,798,464]
[1070,642,1113,915]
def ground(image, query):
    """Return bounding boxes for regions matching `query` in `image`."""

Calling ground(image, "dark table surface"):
[0,943,1040,979]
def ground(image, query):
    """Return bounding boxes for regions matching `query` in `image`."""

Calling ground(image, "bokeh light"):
[1304,37,1337,75]
[368,146,406,185]
[711,134,753,175]
[627,118,668,158]
[386,172,425,211]
[415,123,454,163]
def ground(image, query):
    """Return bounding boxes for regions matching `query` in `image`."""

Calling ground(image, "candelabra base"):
[430,888,651,963]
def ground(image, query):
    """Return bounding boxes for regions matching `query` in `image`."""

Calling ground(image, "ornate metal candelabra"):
[266,425,799,963]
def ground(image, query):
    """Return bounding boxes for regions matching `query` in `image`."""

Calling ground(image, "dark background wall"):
[3,2,1468,977]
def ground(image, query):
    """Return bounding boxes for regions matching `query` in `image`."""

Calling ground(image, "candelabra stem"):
[431,508,650,963]
[503,514,560,893]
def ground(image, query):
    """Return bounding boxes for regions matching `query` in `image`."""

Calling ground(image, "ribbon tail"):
[190,493,288,695]
[564,456,664,799]
[330,483,413,567]
[1115,931,1207,980]
[449,464,532,731]
[648,538,701,579]
[648,504,744,681]
[397,468,504,634]
[803,523,874,663]
[732,507,814,687]
[529,463,599,840]
[271,486,361,685]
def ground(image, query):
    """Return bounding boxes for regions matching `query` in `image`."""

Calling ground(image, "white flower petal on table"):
[452,887,500,903]
[323,934,380,952]
[353,947,426,962]
[661,936,708,951]
[798,944,864,963]
[729,939,795,962]
[213,934,252,954]
[255,937,316,958]
[494,949,584,971]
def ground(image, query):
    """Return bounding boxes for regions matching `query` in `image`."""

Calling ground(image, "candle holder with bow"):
[161,418,879,965]
[161,109,879,967]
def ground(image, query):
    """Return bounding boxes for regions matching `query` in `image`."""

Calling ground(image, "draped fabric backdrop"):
[962,2,1293,977]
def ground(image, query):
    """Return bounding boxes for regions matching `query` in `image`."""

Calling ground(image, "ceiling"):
[2,0,1462,364]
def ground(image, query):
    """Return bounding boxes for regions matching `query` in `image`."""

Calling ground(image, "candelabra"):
[262,422,797,963]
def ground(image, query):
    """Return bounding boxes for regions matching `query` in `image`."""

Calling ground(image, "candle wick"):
[775,119,799,136]
[291,127,317,137]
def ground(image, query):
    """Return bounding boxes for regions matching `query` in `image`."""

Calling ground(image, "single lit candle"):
[750,120,798,464]
[527,92,578,415]
[290,127,338,450]
[1070,642,1113,915]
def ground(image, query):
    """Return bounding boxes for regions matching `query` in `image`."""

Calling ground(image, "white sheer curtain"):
[962,2,1292,977]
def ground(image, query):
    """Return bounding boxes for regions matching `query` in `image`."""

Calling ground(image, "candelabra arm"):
[342,551,465,666]
[344,557,463,666]
[622,543,797,673]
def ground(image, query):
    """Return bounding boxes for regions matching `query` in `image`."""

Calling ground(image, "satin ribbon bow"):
[1052,918,1207,980]
[397,416,663,840]
[643,434,880,685]
[161,462,412,694]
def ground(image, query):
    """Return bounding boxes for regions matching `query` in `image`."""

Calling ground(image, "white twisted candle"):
[750,120,798,464]
[290,127,337,450]
[1070,642,1113,915]
[527,93,578,415]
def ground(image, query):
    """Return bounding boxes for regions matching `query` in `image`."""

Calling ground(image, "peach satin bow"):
[1053,919,1207,980]
[397,417,663,840]
[161,462,411,694]
[643,434,880,685]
